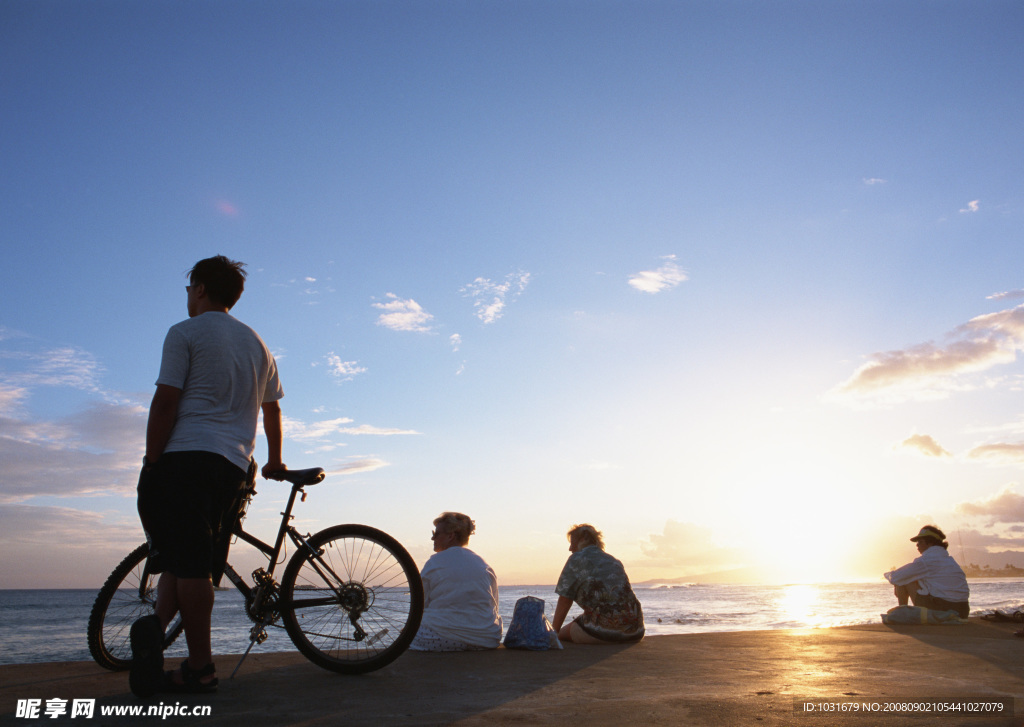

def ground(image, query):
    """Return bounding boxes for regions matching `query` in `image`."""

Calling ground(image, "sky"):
[3,0,1024,589]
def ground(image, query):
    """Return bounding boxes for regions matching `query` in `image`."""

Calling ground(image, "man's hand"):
[261,461,288,480]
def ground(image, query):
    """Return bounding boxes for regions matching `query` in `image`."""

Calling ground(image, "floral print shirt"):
[555,545,644,642]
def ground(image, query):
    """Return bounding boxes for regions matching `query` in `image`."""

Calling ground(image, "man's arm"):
[551,595,573,633]
[145,384,181,464]
[884,557,926,586]
[260,400,286,478]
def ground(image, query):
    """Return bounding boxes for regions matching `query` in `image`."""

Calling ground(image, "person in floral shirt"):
[551,524,644,644]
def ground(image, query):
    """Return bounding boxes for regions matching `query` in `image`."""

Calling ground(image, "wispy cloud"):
[461,271,531,324]
[326,458,389,476]
[966,442,1024,465]
[988,290,1024,302]
[898,433,952,458]
[863,177,887,185]
[372,294,434,332]
[628,255,688,294]
[324,354,366,381]
[960,199,980,214]
[449,334,462,352]
[0,400,146,503]
[0,346,104,392]
[283,416,355,441]
[283,416,419,441]
[831,303,1024,404]
[337,424,420,436]
[0,336,146,503]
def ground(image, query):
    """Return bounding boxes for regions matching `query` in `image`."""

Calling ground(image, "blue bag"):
[503,596,561,650]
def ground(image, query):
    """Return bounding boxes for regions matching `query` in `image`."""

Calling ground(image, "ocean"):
[3,580,1023,667]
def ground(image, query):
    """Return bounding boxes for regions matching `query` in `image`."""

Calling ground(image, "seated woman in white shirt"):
[884,525,970,618]
[409,512,503,651]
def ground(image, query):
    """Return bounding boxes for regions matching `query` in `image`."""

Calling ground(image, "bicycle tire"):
[280,524,423,674]
[87,543,185,671]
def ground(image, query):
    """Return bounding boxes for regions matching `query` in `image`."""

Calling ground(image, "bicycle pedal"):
[249,626,268,644]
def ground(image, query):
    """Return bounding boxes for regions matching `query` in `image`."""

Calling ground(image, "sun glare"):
[738,472,873,584]
[778,584,819,623]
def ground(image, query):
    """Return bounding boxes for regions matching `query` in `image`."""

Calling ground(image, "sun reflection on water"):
[779,584,820,623]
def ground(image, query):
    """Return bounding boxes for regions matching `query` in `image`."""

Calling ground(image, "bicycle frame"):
[219,479,308,601]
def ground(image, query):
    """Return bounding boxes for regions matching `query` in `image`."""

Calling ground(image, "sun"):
[736,474,874,584]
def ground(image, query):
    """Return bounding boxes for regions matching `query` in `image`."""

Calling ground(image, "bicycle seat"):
[264,468,326,487]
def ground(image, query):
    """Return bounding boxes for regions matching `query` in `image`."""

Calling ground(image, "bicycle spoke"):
[281,525,422,672]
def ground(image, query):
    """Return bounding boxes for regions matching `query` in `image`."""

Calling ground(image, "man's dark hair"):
[189,255,247,309]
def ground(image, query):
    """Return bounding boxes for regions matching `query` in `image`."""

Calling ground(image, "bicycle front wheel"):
[280,524,423,674]
[87,543,184,671]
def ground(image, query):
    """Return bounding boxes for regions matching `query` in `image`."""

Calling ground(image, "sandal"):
[163,660,219,694]
[129,615,165,698]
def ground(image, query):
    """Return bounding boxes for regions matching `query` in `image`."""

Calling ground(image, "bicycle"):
[87,466,424,675]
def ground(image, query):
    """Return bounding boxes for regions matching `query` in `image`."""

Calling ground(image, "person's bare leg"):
[165,576,217,686]
[179,577,215,667]
[155,573,179,629]
[894,581,920,607]
[568,621,616,644]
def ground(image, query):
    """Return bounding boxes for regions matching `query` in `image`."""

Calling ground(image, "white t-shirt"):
[884,545,970,602]
[157,312,283,471]
[419,546,502,648]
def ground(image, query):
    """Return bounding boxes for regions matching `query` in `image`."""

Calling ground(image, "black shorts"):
[137,451,251,583]
[916,593,970,619]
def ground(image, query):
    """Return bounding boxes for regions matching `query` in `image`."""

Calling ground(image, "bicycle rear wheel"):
[87,543,184,671]
[280,524,423,674]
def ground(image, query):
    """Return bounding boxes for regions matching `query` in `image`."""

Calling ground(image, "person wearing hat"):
[884,525,970,618]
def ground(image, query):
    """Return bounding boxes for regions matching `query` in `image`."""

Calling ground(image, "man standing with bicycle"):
[130,255,287,697]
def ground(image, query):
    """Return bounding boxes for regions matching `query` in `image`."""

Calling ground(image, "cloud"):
[336,424,420,435]
[0,504,141,550]
[863,178,887,185]
[326,458,389,476]
[324,354,366,381]
[283,416,354,441]
[956,486,1024,525]
[628,255,688,294]
[898,433,952,458]
[639,520,743,571]
[283,415,419,444]
[372,294,434,332]
[959,199,980,214]
[0,383,28,412]
[0,400,146,504]
[449,334,462,352]
[0,504,145,587]
[0,336,151,504]
[461,271,531,324]
[966,442,1024,465]
[0,345,104,392]
[988,290,1024,302]
[832,303,1024,404]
